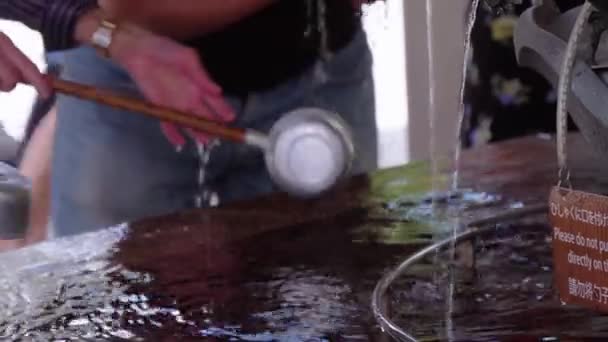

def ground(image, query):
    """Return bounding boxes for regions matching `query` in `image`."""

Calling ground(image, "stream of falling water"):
[426,0,443,298]
[425,0,479,340]
[194,141,220,209]
[427,1,440,216]
[447,1,480,341]
[452,0,479,196]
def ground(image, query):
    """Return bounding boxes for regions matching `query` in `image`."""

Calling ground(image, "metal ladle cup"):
[255,107,355,198]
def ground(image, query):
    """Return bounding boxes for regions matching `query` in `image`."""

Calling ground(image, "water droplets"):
[109,329,136,340]
[194,141,221,209]
[67,318,89,327]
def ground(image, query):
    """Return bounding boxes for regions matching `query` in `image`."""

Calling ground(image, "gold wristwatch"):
[90,19,118,57]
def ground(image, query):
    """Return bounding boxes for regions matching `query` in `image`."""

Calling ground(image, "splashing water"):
[194,141,219,208]
[195,142,206,209]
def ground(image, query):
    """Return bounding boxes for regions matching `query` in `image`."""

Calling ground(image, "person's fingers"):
[3,43,50,98]
[169,52,235,122]
[186,128,211,145]
[177,47,222,96]
[172,80,225,128]
[133,67,173,108]
[131,71,189,148]
[0,54,21,93]
[118,42,231,147]
[174,71,235,123]
[178,51,238,123]
[201,94,236,122]
[138,71,211,147]
[161,122,186,149]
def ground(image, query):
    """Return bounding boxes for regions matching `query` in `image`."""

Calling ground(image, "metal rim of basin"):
[370,204,548,342]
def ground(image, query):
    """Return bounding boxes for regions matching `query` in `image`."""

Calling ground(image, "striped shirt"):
[0,0,98,51]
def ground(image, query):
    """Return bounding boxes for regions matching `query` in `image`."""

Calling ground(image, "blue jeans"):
[50,29,377,237]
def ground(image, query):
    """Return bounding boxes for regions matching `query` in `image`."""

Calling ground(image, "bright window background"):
[0,2,408,168]
[362,0,408,168]
[0,20,45,142]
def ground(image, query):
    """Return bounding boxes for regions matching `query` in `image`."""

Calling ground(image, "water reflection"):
[0,135,604,340]
[0,224,140,340]
[384,189,503,222]
[0,190,565,341]
[380,221,608,341]
[0,204,410,340]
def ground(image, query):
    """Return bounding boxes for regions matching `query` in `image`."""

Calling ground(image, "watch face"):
[93,28,113,48]
[91,21,117,53]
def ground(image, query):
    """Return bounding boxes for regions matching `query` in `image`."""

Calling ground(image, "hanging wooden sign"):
[549,186,608,311]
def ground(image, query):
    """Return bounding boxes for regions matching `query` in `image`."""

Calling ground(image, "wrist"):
[75,9,138,64]
[106,23,143,63]
[73,8,105,46]
[75,8,124,60]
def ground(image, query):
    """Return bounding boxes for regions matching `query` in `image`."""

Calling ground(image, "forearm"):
[98,0,275,40]
[0,0,98,51]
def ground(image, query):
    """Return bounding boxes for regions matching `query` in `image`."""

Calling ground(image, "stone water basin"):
[0,133,607,341]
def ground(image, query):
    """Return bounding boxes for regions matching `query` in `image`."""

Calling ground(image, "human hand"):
[108,24,235,148]
[0,239,24,253]
[0,32,51,98]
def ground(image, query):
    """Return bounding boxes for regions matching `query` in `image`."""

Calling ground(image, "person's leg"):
[0,59,63,250]
[15,63,62,165]
[212,27,377,203]
[19,106,56,244]
[0,124,19,167]
[50,47,242,237]
[305,27,378,175]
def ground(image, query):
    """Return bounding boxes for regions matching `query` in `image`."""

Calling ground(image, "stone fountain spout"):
[514,1,608,163]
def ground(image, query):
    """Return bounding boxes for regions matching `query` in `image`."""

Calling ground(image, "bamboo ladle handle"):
[50,77,248,144]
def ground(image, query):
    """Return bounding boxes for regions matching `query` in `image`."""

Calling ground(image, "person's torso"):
[189,0,361,96]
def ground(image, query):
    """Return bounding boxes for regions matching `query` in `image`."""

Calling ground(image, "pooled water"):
[383,189,504,225]
[0,225,139,340]
[0,186,605,340]
[382,221,605,341]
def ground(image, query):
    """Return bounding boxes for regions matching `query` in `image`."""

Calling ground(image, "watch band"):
[90,19,118,58]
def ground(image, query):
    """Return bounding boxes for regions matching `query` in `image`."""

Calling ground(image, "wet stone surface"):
[1,134,608,341]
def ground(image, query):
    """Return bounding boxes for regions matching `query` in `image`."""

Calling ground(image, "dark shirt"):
[0,0,98,51]
[192,0,361,95]
[1,0,362,95]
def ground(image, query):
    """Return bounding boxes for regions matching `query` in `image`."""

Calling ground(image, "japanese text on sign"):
[549,187,608,312]
[567,277,608,304]
[551,202,608,228]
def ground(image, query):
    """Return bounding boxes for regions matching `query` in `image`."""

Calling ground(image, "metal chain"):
[556,1,594,190]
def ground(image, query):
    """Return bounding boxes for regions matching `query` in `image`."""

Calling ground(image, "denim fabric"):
[50,28,377,238]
